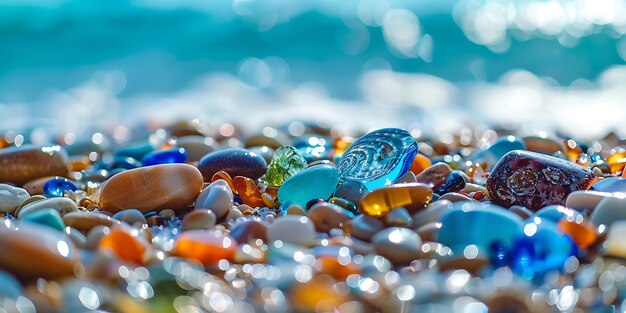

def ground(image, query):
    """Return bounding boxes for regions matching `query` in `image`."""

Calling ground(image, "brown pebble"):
[98,163,203,213]
[439,192,474,203]
[0,145,69,186]
[415,163,452,187]
[308,202,352,232]
[63,211,121,233]
[230,220,270,244]
[182,210,217,231]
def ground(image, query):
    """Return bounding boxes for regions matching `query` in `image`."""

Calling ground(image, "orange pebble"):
[607,149,626,174]
[409,153,431,175]
[68,156,91,172]
[359,183,433,217]
[564,139,583,162]
[291,274,351,312]
[233,176,265,208]
[315,255,360,280]
[333,136,354,158]
[173,230,238,264]
[558,216,597,248]
[211,171,236,194]
[99,226,148,264]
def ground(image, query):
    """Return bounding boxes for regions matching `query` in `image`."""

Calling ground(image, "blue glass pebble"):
[337,128,417,190]
[510,218,577,278]
[590,177,626,193]
[533,205,581,223]
[489,241,509,267]
[434,171,467,195]
[142,148,187,166]
[438,201,523,259]
[43,177,78,197]
[277,164,339,207]
[470,136,526,169]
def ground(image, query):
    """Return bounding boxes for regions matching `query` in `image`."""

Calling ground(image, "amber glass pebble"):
[333,136,354,158]
[68,156,91,172]
[409,153,431,175]
[98,227,148,264]
[558,216,597,248]
[607,149,626,174]
[232,176,265,208]
[564,139,583,162]
[359,183,433,217]
[173,230,238,264]
[211,170,236,194]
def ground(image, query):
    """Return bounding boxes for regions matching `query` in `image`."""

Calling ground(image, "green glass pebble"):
[21,208,66,232]
[265,146,308,186]
[277,164,339,207]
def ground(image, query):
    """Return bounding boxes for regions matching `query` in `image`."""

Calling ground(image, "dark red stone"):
[486,150,595,211]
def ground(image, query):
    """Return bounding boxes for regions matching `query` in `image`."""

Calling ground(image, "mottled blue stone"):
[434,171,467,195]
[277,164,339,207]
[470,136,526,169]
[534,205,580,223]
[141,148,187,166]
[438,202,524,258]
[337,128,417,190]
[43,177,78,197]
[21,208,66,232]
[510,219,577,278]
[590,177,626,193]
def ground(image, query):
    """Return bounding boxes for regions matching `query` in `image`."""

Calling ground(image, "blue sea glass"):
[438,201,523,259]
[336,128,417,190]
[590,177,626,193]
[510,218,577,278]
[21,208,66,232]
[43,177,78,197]
[434,171,467,195]
[277,164,339,207]
[470,136,526,169]
[142,148,187,166]
[533,205,580,223]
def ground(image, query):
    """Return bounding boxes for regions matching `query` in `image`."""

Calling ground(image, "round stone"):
[277,164,339,207]
[334,181,369,206]
[308,202,353,232]
[0,223,79,280]
[337,128,417,190]
[112,209,147,225]
[415,163,453,188]
[182,210,217,231]
[195,179,234,219]
[198,148,267,181]
[344,215,384,241]
[0,184,29,214]
[267,215,316,247]
[230,220,269,244]
[98,163,203,213]
[372,227,422,264]
[0,145,69,186]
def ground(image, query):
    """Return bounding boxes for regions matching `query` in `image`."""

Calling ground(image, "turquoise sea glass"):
[277,164,339,207]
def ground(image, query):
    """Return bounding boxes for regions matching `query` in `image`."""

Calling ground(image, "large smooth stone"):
[337,128,417,190]
[566,190,614,211]
[438,202,523,258]
[0,184,29,214]
[470,136,526,170]
[198,148,267,181]
[359,183,432,217]
[372,227,422,264]
[173,230,238,264]
[0,145,69,185]
[98,163,203,213]
[0,223,79,280]
[590,194,626,226]
[18,197,78,217]
[277,164,339,207]
[486,150,595,211]
[194,179,234,218]
[267,215,315,246]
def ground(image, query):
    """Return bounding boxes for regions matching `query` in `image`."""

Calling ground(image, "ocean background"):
[1,0,626,140]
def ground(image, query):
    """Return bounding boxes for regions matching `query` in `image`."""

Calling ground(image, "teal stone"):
[470,136,526,169]
[21,208,66,232]
[265,146,308,186]
[533,205,580,223]
[438,201,524,258]
[277,164,339,207]
[590,177,626,193]
[337,128,417,190]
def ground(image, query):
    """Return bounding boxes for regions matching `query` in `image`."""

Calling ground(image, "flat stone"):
[98,163,203,213]
[198,148,267,181]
